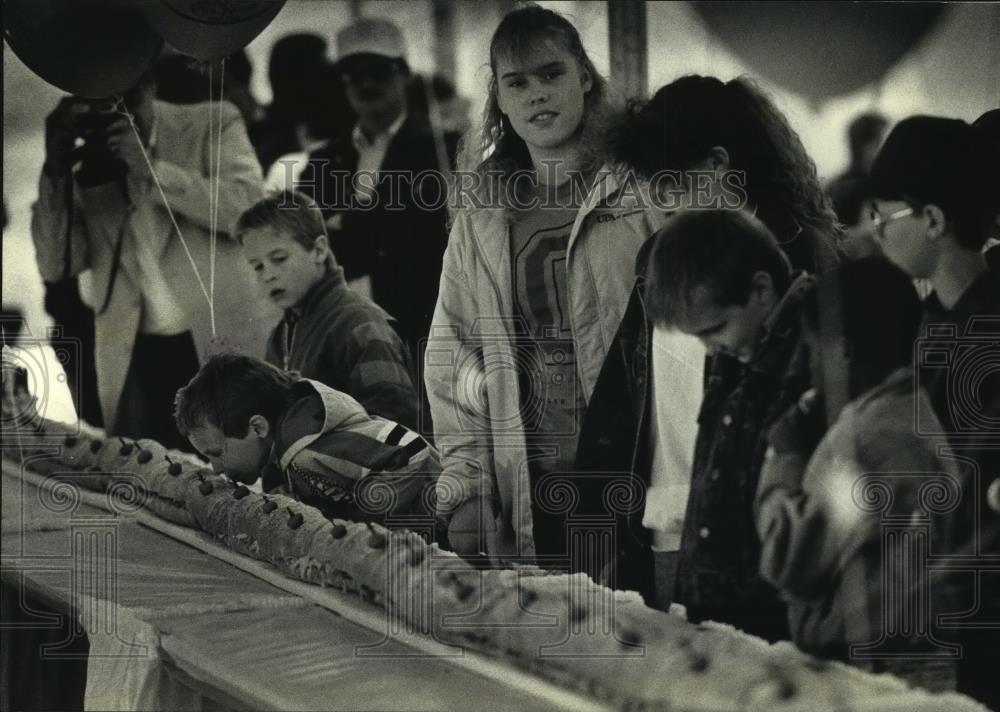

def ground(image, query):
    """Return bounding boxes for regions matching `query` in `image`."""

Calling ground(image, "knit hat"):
[869,115,997,249]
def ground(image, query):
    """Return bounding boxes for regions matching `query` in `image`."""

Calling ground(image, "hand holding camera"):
[43,97,133,183]
[103,114,148,176]
[43,97,84,176]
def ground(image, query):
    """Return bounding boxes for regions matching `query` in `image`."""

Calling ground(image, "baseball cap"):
[336,18,407,62]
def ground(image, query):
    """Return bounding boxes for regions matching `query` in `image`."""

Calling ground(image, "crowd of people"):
[21,5,999,708]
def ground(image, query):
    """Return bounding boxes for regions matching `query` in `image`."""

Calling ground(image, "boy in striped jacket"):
[175,353,438,522]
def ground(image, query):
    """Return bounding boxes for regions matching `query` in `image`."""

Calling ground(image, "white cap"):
[336,18,407,61]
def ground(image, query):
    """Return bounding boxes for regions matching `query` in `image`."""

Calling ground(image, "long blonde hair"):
[455,5,615,214]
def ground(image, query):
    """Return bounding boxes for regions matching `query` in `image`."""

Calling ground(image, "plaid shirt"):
[266,269,418,430]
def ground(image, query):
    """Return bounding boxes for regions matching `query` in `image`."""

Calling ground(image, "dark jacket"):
[265,268,418,430]
[921,265,1000,439]
[921,265,1000,709]
[296,115,455,357]
[920,265,1000,547]
[676,273,814,640]
[571,237,657,598]
[573,218,840,587]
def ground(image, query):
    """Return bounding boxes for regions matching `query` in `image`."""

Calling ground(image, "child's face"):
[675,276,777,363]
[187,420,270,485]
[867,199,934,279]
[242,226,326,310]
[495,42,592,156]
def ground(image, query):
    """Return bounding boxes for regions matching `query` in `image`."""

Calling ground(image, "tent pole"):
[433,0,457,82]
[608,0,648,100]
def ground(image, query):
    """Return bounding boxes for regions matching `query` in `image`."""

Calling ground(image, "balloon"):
[140,0,287,61]
[3,0,163,99]
[691,1,947,103]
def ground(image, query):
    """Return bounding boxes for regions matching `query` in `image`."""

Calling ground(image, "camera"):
[1,320,81,439]
[67,99,124,185]
[421,318,580,437]
[71,99,119,135]
[915,318,1000,439]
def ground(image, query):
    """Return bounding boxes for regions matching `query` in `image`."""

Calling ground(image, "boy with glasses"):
[868,114,1000,709]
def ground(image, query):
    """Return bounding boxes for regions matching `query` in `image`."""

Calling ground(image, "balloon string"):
[211,58,226,314]
[208,63,216,307]
[117,98,217,335]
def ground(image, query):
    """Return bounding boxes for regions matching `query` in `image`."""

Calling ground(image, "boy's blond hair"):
[233,190,337,271]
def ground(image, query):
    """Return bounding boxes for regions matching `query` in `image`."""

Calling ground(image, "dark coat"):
[921,265,1000,709]
[576,246,815,641]
[920,265,1000,549]
[296,115,456,357]
[571,238,657,599]
[675,273,814,641]
[264,268,419,430]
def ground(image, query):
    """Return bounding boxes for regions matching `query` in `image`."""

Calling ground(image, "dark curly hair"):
[610,75,840,272]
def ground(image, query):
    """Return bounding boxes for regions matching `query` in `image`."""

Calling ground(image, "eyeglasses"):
[868,205,914,240]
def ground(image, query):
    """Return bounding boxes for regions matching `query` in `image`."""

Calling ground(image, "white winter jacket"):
[424,168,665,561]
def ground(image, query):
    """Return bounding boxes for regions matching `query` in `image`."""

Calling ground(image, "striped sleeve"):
[340,319,419,430]
[290,419,438,516]
[293,419,432,482]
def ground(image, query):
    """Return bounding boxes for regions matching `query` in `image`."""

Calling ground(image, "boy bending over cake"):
[174,353,438,523]
[642,209,815,641]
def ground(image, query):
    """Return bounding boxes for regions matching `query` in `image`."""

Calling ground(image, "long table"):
[0,459,606,711]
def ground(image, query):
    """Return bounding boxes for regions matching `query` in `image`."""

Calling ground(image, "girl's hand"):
[446,496,496,558]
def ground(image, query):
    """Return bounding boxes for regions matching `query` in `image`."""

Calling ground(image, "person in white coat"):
[425,6,663,564]
[31,72,278,448]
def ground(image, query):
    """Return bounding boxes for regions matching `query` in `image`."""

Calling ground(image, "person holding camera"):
[30,72,276,450]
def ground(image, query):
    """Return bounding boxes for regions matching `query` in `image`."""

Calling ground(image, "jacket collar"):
[747,272,814,373]
[272,379,369,469]
[924,264,1000,325]
[468,165,624,280]
[351,111,408,151]
[285,267,346,321]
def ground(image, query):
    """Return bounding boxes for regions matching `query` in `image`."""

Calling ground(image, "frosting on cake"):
[1,414,987,712]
